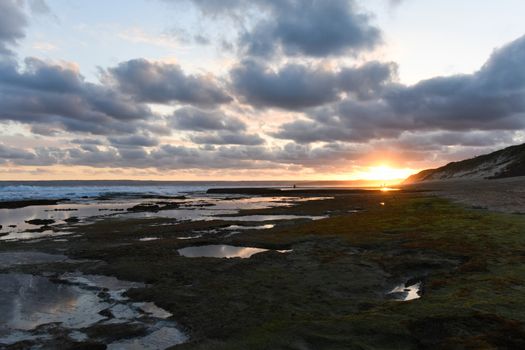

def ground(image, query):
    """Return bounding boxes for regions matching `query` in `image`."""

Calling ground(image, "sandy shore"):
[402,176,525,214]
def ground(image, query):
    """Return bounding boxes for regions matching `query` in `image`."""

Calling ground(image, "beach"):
[1,181,525,348]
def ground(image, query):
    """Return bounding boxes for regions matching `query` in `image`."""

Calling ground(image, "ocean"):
[0,180,299,201]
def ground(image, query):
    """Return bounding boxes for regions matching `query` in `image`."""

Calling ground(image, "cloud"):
[0,143,36,160]
[0,58,154,135]
[274,34,525,143]
[108,134,159,148]
[230,59,397,110]
[391,131,516,151]
[184,0,381,58]
[239,0,381,58]
[383,35,525,130]
[190,132,265,145]
[1,1,524,175]
[230,60,339,110]
[388,0,404,7]
[273,119,355,144]
[0,140,366,173]
[339,61,398,99]
[108,59,232,107]
[70,138,105,146]
[0,0,28,55]
[118,28,180,49]
[28,0,52,16]
[169,107,246,132]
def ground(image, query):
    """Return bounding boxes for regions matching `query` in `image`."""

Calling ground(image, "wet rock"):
[207,188,282,195]
[26,225,54,233]
[127,204,161,212]
[159,202,180,210]
[25,219,56,226]
[98,308,114,318]
[64,217,80,223]
[97,291,111,299]
[0,199,68,209]
[141,195,186,200]
[191,203,215,208]
[69,342,107,350]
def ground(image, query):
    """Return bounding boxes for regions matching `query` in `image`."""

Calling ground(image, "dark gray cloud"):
[6,136,506,174]
[30,124,61,136]
[0,58,154,135]
[384,131,516,153]
[0,140,365,172]
[7,146,66,166]
[230,60,340,109]
[0,0,27,55]
[230,59,396,110]
[108,134,159,148]
[240,0,381,58]
[185,0,381,58]
[273,119,355,144]
[70,138,105,145]
[190,132,265,145]
[275,34,525,143]
[383,35,525,131]
[108,59,232,107]
[339,61,398,99]
[0,143,35,160]
[170,107,246,132]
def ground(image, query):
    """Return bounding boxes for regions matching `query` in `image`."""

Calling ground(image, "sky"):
[1,0,525,181]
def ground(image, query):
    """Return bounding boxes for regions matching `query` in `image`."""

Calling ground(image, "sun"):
[356,165,415,182]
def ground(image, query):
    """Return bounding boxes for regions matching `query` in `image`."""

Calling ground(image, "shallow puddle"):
[139,237,160,242]
[388,281,422,301]
[107,323,187,350]
[0,274,109,332]
[225,224,275,230]
[1,195,331,242]
[0,272,188,348]
[0,201,134,235]
[1,230,73,241]
[178,245,269,258]
[214,214,327,222]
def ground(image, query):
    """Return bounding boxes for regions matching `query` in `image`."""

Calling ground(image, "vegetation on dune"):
[404,142,525,182]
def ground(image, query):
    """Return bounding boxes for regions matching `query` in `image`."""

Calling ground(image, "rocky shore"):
[1,187,525,348]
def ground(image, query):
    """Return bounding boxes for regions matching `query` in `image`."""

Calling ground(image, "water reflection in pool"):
[214,215,327,222]
[0,272,188,348]
[0,273,109,331]
[225,224,275,230]
[388,281,422,301]
[178,245,268,258]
